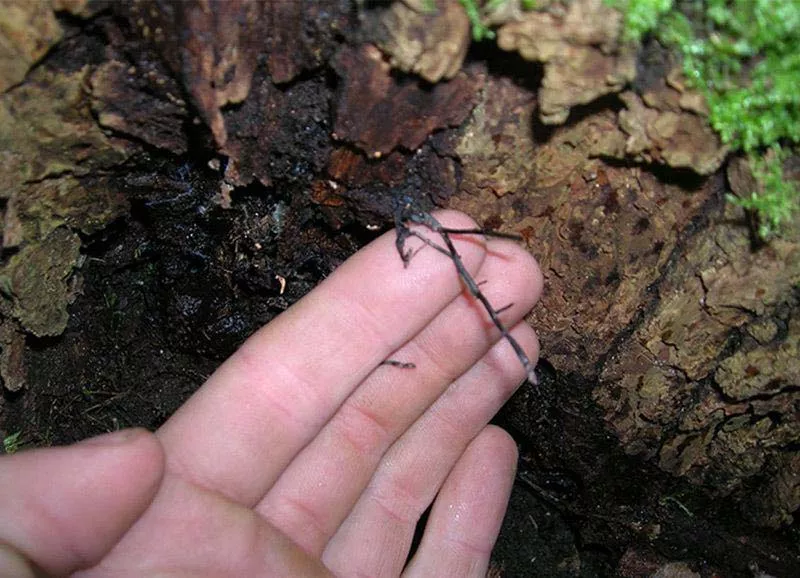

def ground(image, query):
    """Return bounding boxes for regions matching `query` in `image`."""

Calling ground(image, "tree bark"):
[1,0,797,575]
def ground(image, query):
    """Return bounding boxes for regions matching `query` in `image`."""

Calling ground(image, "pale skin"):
[0,211,542,577]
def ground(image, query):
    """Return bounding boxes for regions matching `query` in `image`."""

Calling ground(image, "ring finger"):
[321,321,538,576]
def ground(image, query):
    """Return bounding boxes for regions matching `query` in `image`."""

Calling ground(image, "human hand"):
[0,211,542,577]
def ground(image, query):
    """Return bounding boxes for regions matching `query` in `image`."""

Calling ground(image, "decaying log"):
[372,0,470,84]
[121,0,352,186]
[450,72,799,530]
[495,0,636,125]
[0,0,798,573]
[331,44,480,158]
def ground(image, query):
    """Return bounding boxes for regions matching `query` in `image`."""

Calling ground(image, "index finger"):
[156,211,489,505]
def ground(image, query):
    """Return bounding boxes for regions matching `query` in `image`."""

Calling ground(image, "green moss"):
[458,0,495,40]
[664,1,800,153]
[611,0,800,239]
[451,0,798,236]
[607,0,675,43]
[459,0,538,41]
[728,147,798,239]
[3,431,21,454]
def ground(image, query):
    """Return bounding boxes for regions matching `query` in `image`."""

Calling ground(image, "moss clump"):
[657,0,800,153]
[727,147,796,239]
[611,0,675,43]
[458,0,538,41]
[459,0,495,40]
[3,431,21,454]
[610,0,800,239]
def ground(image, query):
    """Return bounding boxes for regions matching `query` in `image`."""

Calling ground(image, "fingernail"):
[78,428,144,447]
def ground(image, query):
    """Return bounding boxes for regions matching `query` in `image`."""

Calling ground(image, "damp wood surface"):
[0,1,798,576]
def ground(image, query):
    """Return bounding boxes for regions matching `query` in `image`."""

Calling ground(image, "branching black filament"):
[394,205,538,386]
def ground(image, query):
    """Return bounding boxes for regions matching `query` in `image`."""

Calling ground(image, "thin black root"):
[381,359,416,369]
[394,207,538,386]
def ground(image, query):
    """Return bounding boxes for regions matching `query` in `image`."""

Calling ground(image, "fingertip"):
[514,321,541,370]
[480,321,540,397]
[484,238,545,308]
[120,427,166,473]
[457,426,519,500]
[428,209,482,231]
[117,427,167,501]
[403,426,519,578]
[479,425,519,475]
[79,427,166,504]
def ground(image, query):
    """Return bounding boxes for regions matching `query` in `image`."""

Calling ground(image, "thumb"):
[0,428,164,577]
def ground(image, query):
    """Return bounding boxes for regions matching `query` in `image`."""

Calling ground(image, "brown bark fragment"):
[0,0,62,93]
[596,199,800,526]
[90,60,189,153]
[455,73,537,197]
[122,0,351,147]
[123,0,263,146]
[12,176,128,244]
[324,142,458,222]
[450,75,717,374]
[0,227,81,337]
[592,85,729,175]
[715,315,799,400]
[375,0,470,83]
[0,321,26,392]
[726,155,759,198]
[262,0,351,84]
[496,0,635,124]
[310,179,345,207]
[218,71,284,186]
[328,147,410,188]
[0,67,132,201]
[0,66,133,251]
[331,44,481,157]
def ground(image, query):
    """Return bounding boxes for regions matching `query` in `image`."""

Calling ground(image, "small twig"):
[381,359,416,369]
[425,227,522,241]
[495,303,514,315]
[395,205,538,385]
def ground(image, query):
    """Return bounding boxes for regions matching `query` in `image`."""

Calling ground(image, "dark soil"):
[494,373,800,577]
[4,155,366,443]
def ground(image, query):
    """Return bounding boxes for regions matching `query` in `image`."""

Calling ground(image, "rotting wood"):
[0,1,798,573]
